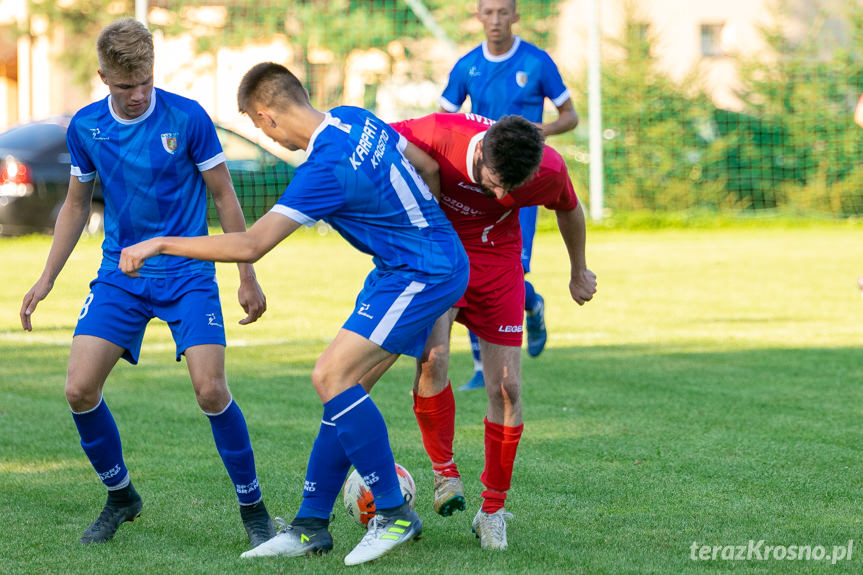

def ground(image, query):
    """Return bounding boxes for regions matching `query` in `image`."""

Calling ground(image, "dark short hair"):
[483,115,545,189]
[237,62,309,114]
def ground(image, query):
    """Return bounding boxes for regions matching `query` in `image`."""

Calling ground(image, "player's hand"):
[119,239,161,277]
[570,268,597,306]
[237,274,266,325]
[20,279,53,332]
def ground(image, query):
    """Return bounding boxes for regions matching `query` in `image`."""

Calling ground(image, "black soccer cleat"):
[240,500,276,548]
[80,484,143,544]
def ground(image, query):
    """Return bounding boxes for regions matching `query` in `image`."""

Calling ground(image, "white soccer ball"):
[342,463,416,527]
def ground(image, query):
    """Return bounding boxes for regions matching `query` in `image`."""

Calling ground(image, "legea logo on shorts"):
[206,312,222,327]
[498,325,524,333]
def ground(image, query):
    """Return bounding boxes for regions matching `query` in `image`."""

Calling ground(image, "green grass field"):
[2,225,862,574]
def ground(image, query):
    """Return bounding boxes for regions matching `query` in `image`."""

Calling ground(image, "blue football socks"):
[468,330,483,372]
[525,279,539,314]
[71,396,129,489]
[206,398,262,505]
[328,385,404,510]
[297,416,351,520]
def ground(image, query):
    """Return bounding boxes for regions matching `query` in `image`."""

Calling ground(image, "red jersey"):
[390,113,578,265]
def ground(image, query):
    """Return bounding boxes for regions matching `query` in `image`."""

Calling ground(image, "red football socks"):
[413,381,459,477]
[480,417,523,513]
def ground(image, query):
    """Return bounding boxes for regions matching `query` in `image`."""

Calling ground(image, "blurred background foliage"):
[22,0,863,220]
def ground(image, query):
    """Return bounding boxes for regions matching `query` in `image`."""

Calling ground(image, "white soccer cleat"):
[472,508,514,550]
[343,504,422,565]
[240,520,333,558]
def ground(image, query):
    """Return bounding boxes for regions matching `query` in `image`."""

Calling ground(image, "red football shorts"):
[455,257,525,346]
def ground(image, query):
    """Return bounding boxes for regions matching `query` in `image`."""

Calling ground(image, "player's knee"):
[489,375,522,404]
[64,379,100,412]
[310,360,336,397]
[419,347,450,385]
[192,376,230,413]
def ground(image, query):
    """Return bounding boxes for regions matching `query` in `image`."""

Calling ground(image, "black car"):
[0,118,295,236]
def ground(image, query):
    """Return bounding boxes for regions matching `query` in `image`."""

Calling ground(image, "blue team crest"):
[516,71,528,87]
[161,132,179,154]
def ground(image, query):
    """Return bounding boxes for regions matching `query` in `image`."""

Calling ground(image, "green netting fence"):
[27,0,863,221]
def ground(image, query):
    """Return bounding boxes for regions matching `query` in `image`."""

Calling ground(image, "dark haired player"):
[388,112,595,550]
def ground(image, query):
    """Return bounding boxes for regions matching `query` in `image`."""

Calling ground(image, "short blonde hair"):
[478,0,517,10]
[97,18,154,76]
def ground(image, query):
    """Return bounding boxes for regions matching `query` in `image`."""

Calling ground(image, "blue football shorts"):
[519,205,538,274]
[343,267,469,358]
[74,268,226,364]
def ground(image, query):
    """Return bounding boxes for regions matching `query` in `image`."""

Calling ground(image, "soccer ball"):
[343,463,416,527]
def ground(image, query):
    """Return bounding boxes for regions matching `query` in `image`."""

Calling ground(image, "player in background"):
[388,112,596,550]
[440,0,579,389]
[118,62,470,566]
[19,19,273,548]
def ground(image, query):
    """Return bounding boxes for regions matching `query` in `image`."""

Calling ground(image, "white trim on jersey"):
[400,157,434,201]
[481,36,522,63]
[306,112,352,158]
[71,166,97,182]
[270,203,317,227]
[107,88,157,125]
[198,152,227,172]
[551,88,572,108]
[390,164,429,228]
[305,113,331,158]
[465,131,487,184]
[439,96,461,113]
[369,281,426,347]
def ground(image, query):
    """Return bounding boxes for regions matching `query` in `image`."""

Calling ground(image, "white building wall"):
[558,0,775,110]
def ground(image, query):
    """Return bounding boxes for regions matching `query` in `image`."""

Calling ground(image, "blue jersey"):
[271,106,466,282]
[67,88,224,278]
[440,36,570,123]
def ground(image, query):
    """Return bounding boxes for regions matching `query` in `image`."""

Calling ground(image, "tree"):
[577,3,720,214]
[735,0,863,215]
[27,0,565,108]
[27,0,134,88]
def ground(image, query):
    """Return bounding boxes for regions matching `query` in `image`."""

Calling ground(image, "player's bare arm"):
[555,203,597,305]
[119,211,301,277]
[402,141,441,200]
[203,163,267,325]
[20,176,95,331]
[536,98,579,138]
